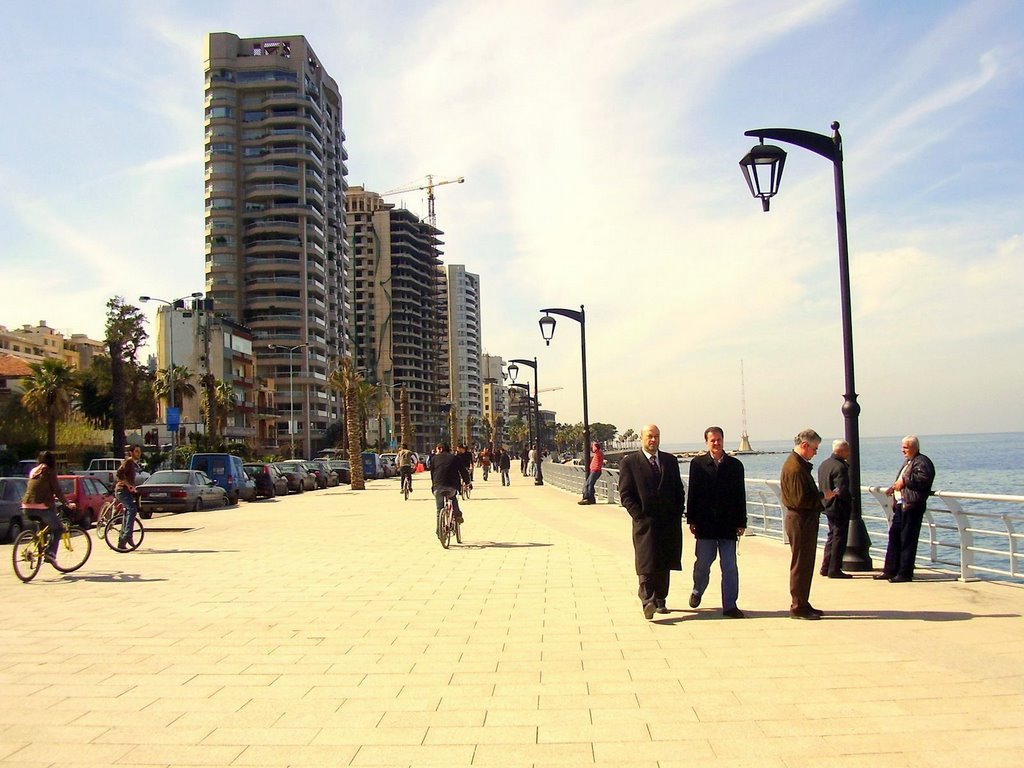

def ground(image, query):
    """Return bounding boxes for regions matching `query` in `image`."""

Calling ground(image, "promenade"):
[2,474,1022,767]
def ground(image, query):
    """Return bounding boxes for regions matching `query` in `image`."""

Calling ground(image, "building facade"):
[445,265,482,446]
[0,322,104,370]
[346,187,446,455]
[203,33,351,458]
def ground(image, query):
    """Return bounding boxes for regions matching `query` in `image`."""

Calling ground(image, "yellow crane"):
[382,174,465,227]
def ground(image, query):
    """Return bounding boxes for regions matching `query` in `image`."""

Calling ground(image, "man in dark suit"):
[685,427,747,618]
[618,423,685,620]
[818,439,852,579]
[879,435,936,582]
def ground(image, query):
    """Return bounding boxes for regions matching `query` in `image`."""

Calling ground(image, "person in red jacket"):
[579,441,604,505]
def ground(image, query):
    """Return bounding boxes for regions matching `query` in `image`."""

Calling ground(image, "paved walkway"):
[2,474,1022,767]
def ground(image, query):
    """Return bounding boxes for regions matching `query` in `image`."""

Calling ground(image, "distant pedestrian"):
[520,447,529,476]
[878,435,936,583]
[779,429,825,620]
[527,446,537,477]
[685,427,747,618]
[818,439,852,579]
[618,424,685,620]
[578,441,604,505]
[497,448,511,486]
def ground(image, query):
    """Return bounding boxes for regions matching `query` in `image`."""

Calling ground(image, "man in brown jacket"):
[779,429,825,620]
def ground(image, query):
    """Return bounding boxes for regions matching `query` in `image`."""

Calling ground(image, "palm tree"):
[399,387,412,450]
[153,364,197,411]
[22,359,79,450]
[213,380,238,437]
[354,380,379,449]
[329,358,364,490]
[465,414,476,448]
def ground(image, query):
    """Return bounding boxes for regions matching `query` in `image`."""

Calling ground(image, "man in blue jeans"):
[685,427,747,618]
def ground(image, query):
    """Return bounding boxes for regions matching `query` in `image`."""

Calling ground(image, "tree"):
[105,296,148,457]
[465,414,476,448]
[21,359,79,450]
[328,358,364,489]
[76,355,156,431]
[210,380,238,438]
[354,380,379,449]
[590,422,618,445]
[154,365,197,411]
[399,387,412,450]
[506,417,528,446]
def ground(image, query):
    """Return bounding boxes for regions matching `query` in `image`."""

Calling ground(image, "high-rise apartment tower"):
[203,33,351,458]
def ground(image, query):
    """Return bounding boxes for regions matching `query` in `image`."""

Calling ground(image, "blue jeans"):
[115,488,139,546]
[691,538,739,611]
[582,470,601,501]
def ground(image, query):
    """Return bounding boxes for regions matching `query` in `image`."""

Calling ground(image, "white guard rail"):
[541,461,1024,583]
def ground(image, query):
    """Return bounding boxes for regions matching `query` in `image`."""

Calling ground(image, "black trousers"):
[883,503,925,578]
[821,506,850,576]
[637,570,670,605]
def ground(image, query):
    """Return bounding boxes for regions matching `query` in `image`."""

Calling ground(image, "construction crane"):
[382,174,465,227]
[537,387,563,394]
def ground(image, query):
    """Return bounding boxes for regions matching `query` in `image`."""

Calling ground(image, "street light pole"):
[508,382,533,454]
[508,357,543,485]
[269,343,306,459]
[739,121,871,571]
[539,305,590,473]
[140,292,203,469]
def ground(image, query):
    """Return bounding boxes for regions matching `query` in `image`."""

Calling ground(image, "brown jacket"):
[779,450,823,516]
[22,464,69,508]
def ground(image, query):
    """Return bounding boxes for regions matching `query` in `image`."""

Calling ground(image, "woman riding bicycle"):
[114,445,142,549]
[21,451,74,564]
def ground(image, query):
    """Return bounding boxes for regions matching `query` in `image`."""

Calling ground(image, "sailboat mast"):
[739,360,753,452]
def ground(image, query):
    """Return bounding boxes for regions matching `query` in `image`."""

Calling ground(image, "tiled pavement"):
[1,473,1022,767]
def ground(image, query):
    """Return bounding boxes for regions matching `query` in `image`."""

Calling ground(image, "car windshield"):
[58,478,75,493]
[146,471,190,484]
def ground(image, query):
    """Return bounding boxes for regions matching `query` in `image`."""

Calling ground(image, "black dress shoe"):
[643,601,657,620]
[873,573,893,580]
[688,592,701,609]
[790,608,820,620]
[722,608,746,619]
[890,575,913,583]
[806,605,825,617]
[827,572,854,579]
[655,599,669,614]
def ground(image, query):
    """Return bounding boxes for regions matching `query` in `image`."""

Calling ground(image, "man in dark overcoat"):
[818,439,852,579]
[618,423,685,620]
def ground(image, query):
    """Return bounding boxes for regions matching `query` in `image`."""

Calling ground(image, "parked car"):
[188,453,253,503]
[0,476,30,543]
[274,461,315,493]
[379,453,399,478]
[305,460,339,488]
[327,460,351,484]
[57,475,112,528]
[244,463,289,499]
[138,470,229,515]
[71,457,150,488]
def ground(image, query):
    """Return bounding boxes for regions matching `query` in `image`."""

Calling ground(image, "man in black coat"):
[618,423,685,620]
[818,439,852,579]
[879,435,936,582]
[685,427,747,618]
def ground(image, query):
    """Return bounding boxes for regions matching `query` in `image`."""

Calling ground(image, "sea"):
[663,432,1024,497]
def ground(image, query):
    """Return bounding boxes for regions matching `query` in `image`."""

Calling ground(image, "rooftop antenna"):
[738,360,753,453]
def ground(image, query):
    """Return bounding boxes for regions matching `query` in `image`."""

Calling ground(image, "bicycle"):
[460,481,471,500]
[435,491,462,549]
[401,470,413,500]
[12,506,93,583]
[103,508,145,553]
[96,497,121,531]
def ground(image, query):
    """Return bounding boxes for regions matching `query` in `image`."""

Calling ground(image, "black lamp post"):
[739,121,872,571]
[539,305,590,473]
[268,342,308,459]
[508,358,543,485]
[508,383,533,451]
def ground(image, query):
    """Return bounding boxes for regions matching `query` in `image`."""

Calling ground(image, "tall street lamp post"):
[739,120,871,571]
[140,292,203,469]
[269,342,307,459]
[508,383,533,453]
[507,358,543,485]
[539,305,591,473]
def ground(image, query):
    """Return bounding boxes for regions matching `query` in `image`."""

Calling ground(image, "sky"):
[2,0,1022,444]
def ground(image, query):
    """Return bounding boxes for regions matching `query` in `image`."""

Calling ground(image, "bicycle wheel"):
[439,505,452,549]
[455,515,462,545]
[51,526,92,573]
[12,531,43,583]
[97,500,118,531]
[403,477,411,500]
[104,513,145,553]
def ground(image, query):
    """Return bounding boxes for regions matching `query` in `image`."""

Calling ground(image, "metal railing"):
[541,462,1024,583]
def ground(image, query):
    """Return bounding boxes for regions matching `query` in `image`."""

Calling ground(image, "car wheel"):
[7,518,23,544]
[269,485,276,498]
[141,509,153,520]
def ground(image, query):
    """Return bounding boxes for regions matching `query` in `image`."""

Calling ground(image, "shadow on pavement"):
[134,549,237,555]
[456,541,554,549]
[62,571,167,583]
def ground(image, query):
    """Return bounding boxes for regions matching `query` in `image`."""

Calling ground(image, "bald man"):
[617,424,685,620]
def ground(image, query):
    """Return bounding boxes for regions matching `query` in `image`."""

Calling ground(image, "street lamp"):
[508,382,534,452]
[268,342,307,459]
[538,305,591,473]
[739,120,871,571]
[140,292,204,469]
[508,357,543,485]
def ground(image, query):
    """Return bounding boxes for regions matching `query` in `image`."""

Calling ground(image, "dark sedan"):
[138,470,229,515]
[244,463,289,499]
[276,461,316,492]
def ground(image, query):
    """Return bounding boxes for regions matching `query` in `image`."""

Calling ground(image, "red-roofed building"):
[0,353,32,406]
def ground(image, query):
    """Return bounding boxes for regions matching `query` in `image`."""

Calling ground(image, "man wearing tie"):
[618,423,685,620]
